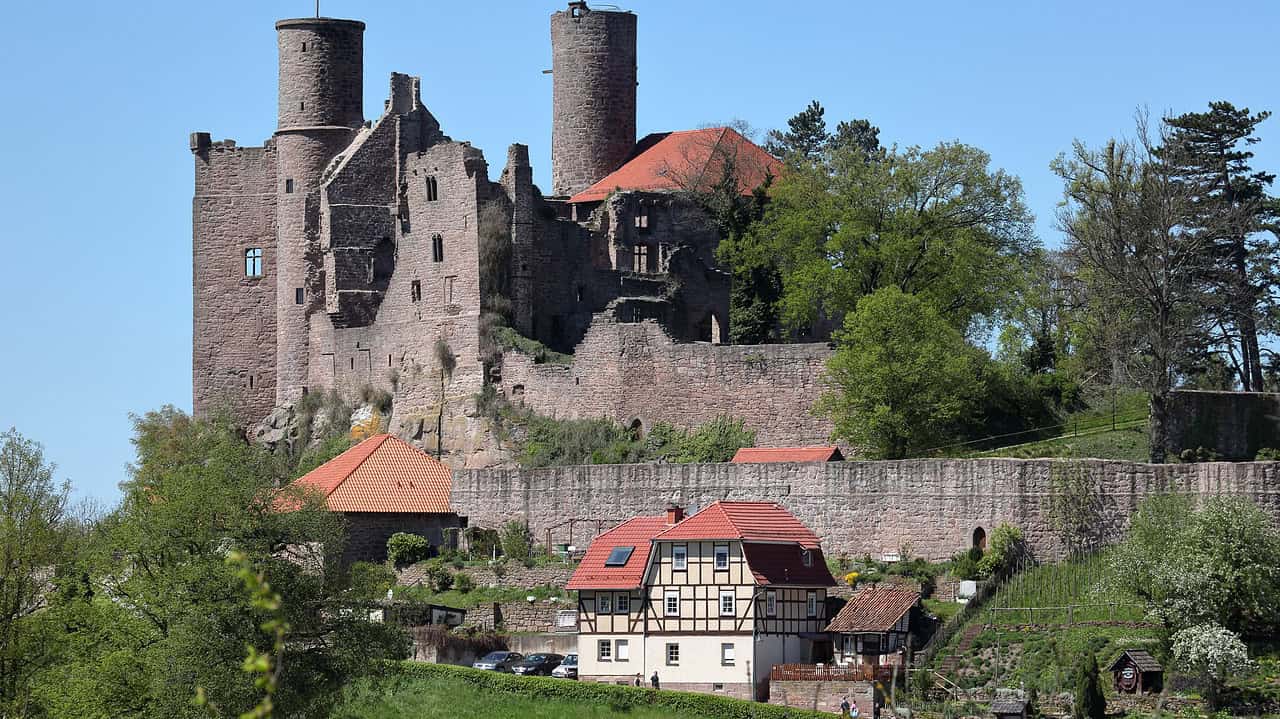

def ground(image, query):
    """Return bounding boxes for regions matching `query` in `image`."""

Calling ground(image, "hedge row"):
[392,661,834,719]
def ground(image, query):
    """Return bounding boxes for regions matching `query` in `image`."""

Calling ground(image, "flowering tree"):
[1171,623,1254,708]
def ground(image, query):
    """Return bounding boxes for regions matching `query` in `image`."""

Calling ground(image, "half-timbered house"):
[566,501,836,700]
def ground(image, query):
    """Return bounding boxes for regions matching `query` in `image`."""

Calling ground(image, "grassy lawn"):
[985,551,1145,624]
[335,676,685,719]
[976,422,1150,462]
[923,598,963,623]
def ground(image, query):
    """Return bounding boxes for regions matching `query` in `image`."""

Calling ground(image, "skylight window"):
[604,546,635,566]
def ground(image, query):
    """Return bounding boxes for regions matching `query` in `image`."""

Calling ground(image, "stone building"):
[191,3,831,462]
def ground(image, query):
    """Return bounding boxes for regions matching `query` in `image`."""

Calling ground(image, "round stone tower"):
[273,18,364,403]
[550,2,637,198]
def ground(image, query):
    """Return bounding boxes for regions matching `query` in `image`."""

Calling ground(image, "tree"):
[500,520,532,563]
[976,523,1026,579]
[1053,114,1209,462]
[1159,102,1279,391]
[1072,652,1106,719]
[765,100,830,161]
[0,428,70,716]
[758,140,1036,336]
[1171,623,1254,708]
[816,287,985,458]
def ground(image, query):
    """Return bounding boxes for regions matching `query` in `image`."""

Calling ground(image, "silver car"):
[472,650,523,672]
[550,652,578,679]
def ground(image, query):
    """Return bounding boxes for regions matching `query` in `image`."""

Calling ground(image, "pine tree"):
[1073,653,1106,719]
[765,100,829,161]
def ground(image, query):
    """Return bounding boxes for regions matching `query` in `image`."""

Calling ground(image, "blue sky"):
[1,0,1276,503]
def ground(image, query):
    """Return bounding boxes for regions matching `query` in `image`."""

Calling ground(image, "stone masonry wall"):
[453,459,1280,562]
[500,317,834,446]
[1164,389,1280,460]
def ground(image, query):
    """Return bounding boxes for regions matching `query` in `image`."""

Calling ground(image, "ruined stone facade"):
[191,5,829,462]
[452,458,1280,562]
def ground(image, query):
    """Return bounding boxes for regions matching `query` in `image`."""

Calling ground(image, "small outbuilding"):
[990,698,1028,719]
[731,446,844,463]
[1108,649,1163,694]
[825,585,920,667]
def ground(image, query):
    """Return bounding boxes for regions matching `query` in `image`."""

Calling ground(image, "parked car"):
[511,653,564,676]
[472,651,523,672]
[550,653,578,679]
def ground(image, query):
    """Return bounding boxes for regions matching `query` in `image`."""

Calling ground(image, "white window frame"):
[672,544,687,571]
[807,590,817,618]
[664,590,680,617]
[665,642,679,666]
[597,594,611,615]
[598,639,612,662]
[615,639,629,661]
[615,592,630,614]
[719,590,735,616]
[766,589,777,617]
[721,642,736,666]
[714,545,729,570]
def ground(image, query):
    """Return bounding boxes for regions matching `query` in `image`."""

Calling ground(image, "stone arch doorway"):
[972,526,987,551]
[628,418,643,439]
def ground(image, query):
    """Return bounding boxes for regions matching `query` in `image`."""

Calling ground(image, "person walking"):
[650,670,660,689]
[633,673,642,687]
[840,696,852,718]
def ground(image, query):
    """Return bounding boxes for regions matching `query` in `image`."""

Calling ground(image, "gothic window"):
[632,244,649,273]
[426,176,439,202]
[301,42,306,52]
[634,205,649,230]
[432,234,444,262]
[444,276,456,305]
[411,280,421,302]
[244,248,262,277]
[294,287,304,305]
[285,178,294,194]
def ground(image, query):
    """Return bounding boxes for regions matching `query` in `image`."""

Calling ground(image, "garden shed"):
[1108,649,1163,694]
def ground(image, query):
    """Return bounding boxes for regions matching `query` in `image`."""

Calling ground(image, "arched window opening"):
[425,176,439,202]
[432,234,444,263]
[972,527,987,551]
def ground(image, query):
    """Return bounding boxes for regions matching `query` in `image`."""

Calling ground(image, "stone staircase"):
[937,623,985,674]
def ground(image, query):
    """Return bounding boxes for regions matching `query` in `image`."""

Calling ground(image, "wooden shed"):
[1108,649,1163,694]
[990,698,1027,719]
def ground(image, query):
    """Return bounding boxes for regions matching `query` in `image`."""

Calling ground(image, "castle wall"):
[499,316,834,446]
[192,141,278,420]
[1164,389,1280,460]
[453,459,1280,562]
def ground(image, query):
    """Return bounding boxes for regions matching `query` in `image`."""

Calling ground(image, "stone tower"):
[550,2,637,197]
[273,18,365,402]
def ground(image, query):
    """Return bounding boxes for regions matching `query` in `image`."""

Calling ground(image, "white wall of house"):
[579,632,646,680]
[643,633,753,685]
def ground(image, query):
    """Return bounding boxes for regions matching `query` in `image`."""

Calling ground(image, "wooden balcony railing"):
[770,663,894,682]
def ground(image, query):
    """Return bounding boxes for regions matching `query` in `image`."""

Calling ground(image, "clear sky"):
[1,0,1276,503]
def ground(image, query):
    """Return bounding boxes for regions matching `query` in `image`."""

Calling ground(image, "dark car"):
[551,652,578,679]
[511,653,565,676]
[472,651,523,672]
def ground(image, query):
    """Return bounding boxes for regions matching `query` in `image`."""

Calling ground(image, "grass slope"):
[336,676,683,719]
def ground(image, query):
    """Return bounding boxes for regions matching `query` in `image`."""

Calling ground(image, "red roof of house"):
[281,434,452,514]
[565,516,670,590]
[731,446,844,463]
[742,544,836,587]
[824,586,920,633]
[654,501,822,549]
[567,127,780,203]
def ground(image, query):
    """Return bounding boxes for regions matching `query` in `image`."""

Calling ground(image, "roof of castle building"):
[731,446,845,463]
[567,126,781,204]
[565,515,670,590]
[653,501,823,548]
[824,585,920,633]
[280,434,452,514]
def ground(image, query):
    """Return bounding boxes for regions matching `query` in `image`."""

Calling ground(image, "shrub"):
[950,546,983,580]
[465,527,501,560]
[500,520,532,563]
[358,383,393,414]
[387,532,433,568]
[453,572,475,593]
[978,523,1026,580]
[1256,447,1280,461]
[1172,623,1254,708]
[650,416,756,463]
[1072,652,1105,719]
[346,561,397,601]
[422,559,454,592]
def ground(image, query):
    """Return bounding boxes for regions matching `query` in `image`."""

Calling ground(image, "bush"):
[1256,447,1280,461]
[358,383,393,414]
[1072,652,1105,719]
[422,559,454,592]
[387,532,433,568]
[500,520,532,563]
[465,527,500,560]
[346,561,397,601]
[950,547,983,580]
[977,523,1026,579]
[454,572,475,593]
[390,661,829,719]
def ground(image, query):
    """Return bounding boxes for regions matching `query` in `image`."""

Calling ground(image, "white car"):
[550,652,578,679]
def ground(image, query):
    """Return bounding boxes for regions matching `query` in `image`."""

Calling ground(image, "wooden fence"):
[770,663,892,682]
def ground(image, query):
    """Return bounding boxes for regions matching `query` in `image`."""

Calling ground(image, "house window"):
[672,545,687,571]
[444,276,456,304]
[721,643,736,666]
[632,244,649,273]
[766,590,777,617]
[301,42,306,52]
[712,683,725,692]
[665,643,679,666]
[294,287,304,305]
[244,248,262,277]
[714,545,729,571]
[411,280,421,302]
[615,593,630,614]
[719,591,735,616]
[597,594,611,615]
[862,634,882,654]
[664,590,679,617]
[285,178,294,194]
[432,234,444,262]
[615,639,629,661]
[426,176,439,201]
[634,205,649,230]
[597,639,612,662]
[807,591,817,618]
[801,549,813,567]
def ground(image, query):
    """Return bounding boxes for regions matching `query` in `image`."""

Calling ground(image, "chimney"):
[665,503,684,525]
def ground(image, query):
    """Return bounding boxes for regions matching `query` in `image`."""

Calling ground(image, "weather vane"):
[315,0,320,18]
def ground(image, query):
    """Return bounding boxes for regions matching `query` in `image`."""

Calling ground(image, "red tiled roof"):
[742,544,836,587]
[653,501,822,549]
[731,446,844,463]
[565,516,670,590]
[280,434,452,514]
[567,127,780,203]
[824,586,920,633]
